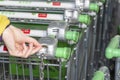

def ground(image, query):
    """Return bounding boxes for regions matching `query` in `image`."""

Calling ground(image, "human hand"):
[2,25,42,58]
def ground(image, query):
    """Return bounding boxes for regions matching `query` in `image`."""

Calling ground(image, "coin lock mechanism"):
[38,37,71,59]
[47,21,80,43]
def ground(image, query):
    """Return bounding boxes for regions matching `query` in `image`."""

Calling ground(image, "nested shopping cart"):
[0,0,109,80]
[0,31,88,80]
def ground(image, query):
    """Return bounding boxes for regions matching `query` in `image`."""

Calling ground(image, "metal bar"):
[29,59,33,80]
[0,61,60,67]
[83,28,89,80]
[115,58,120,80]
[3,60,6,80]
[0,1,74,9]
[0,11,64,21]
[88,15,98,79]
[16,64,19,80]
[21,29,47,37]
[59,61,62,80]
[47,64,50,80]
[9,63,13,80]
[22,62,25,80]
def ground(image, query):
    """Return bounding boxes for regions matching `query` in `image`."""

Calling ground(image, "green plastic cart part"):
[78,15,91,25]
[89,3,99,13]
[105,35,120,59]
[117,25,120,34]
[55,47,71,59]
[12,23,48,30]
[65,31,80,42]
[101,0,106,3]
[92,71,104,80]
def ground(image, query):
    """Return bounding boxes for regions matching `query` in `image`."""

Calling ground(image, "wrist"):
[0,24,11,42]
[2,25,12,41]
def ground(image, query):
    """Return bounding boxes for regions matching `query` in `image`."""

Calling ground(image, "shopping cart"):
[0,0,109,80]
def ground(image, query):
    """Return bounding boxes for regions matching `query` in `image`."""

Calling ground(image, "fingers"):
[16,43,33,58]
[24,36,42,48]
[8,42,40,58]
[24,43,33,58]
[23,36,42,56]
[15,43,23,51]
[30,46,41,55]
[22,43,28,55]
[22,43,42,58]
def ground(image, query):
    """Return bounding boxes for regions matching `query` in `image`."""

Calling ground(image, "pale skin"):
[2,25,42,58]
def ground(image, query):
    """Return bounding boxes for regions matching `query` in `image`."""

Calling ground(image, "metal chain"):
[40,54,45,80]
